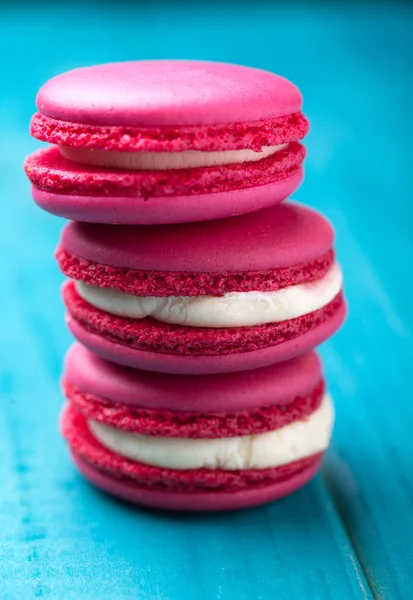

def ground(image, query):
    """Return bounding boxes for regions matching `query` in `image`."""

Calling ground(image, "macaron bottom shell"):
[65,400,323,512]
[31,169,303,225]
[66,295,346,375]
[72,450,322,512]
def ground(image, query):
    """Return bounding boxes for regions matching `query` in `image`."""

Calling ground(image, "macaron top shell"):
[31,61,309,152]
[65,343,322,412]
[36,60,302,127]
[61,202,334,273]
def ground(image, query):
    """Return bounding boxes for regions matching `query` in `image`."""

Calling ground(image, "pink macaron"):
[57,202,346,375]
[25,60,309,224]
[61,344,333,511]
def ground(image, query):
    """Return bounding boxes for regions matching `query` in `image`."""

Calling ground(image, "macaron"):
[57,202,346,375]
[25,60,309,224]
[61,344,333,511]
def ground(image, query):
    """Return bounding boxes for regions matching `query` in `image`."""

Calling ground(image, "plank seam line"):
[321,466,377,600]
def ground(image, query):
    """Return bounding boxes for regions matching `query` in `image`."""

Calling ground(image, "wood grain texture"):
[0,2,412,598]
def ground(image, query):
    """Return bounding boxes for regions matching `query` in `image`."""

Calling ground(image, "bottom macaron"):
[61,346,333,511]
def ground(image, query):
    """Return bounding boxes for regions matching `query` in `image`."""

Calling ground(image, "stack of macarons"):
[26,60,345,511]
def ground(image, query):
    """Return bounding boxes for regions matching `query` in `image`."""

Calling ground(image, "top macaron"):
[26,60,309,224]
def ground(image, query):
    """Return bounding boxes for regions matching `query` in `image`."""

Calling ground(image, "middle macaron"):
[57,202,346,375]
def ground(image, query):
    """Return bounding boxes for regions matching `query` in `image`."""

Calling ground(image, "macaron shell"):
[32,170,303,225]
[61,202,334,272]
[36,61,303,127]
[57,246,333,298]
[26,144,304,199]
[72,450,322,512]
[63,282,343,358]
[66,297,346,374]
[65,377,324,438]
[65,343,322,411]
[26,142,305,227]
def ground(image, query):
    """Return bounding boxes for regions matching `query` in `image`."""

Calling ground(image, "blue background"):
[1,2,412,598]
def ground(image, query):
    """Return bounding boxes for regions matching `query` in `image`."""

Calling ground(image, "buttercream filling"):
[88,393,333,470]
[59,144,288,171]
[74,263,342,328]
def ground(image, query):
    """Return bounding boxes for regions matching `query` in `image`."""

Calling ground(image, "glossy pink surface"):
[61,202,334,272]
[65,343,322,412]
[36,61,302,127]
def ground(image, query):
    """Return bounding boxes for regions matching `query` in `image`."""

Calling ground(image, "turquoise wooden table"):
[1,2,412,598]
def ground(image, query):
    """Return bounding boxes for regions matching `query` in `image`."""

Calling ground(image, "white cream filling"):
[59,144,288,171]
[88,394,333,470]
[74,263,342,328]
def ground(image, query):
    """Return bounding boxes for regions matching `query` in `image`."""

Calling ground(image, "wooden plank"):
[302,6,413,597]
[321,204,413,600]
